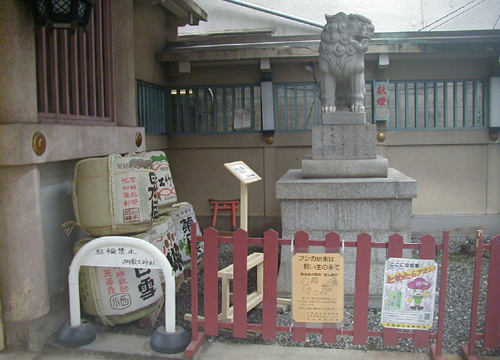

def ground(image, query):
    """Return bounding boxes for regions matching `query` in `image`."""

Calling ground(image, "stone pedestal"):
[275,111,417,306]
[276,168,417,303]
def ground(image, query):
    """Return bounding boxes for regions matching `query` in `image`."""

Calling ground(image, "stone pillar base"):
[302,155,388,178]
[275,168,417,303]
[312,124,377,160]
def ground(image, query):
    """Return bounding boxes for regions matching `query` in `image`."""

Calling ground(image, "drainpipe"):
[421,0,426,29]
[221,0,324,28]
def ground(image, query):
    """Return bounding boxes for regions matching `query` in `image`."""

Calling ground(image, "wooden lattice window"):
[35,0,115,125]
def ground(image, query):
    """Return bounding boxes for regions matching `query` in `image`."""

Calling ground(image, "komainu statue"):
[319,12,374,113]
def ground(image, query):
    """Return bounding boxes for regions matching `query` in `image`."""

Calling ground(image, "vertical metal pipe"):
[394,82,400,129]
[444,82,449,128]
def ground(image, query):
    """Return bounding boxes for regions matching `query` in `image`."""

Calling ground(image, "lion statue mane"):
[318,12,374,113]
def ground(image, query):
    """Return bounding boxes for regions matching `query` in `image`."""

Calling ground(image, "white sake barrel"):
[130,151,177,214]
[72,154,159,236]
[75,238,163,325]
[165,202,204,263]
[149,216,185,277]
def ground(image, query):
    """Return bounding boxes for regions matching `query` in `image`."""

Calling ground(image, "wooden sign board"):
[292,253,344,323]
[223,161,261,231]
[224,161,262,184]
[373,80,390,122]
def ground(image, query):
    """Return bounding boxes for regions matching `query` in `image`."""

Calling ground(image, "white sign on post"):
[68,237,177,333]
[224,161,262,184]
[224,161,262,231]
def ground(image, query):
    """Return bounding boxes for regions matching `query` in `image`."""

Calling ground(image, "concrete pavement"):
[0,333,498,360]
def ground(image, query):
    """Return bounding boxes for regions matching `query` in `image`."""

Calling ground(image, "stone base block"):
[4,291,69,351]
[302,155,388,178]
[312,124,377,160]
[275,168,417,303]
[276,168,417,201]
[321,111,366,125]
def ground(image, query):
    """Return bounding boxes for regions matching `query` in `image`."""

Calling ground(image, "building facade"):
[0,0,498,351]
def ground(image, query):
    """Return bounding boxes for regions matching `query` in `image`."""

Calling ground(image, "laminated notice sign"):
[224,161,262,184]
[381,258,438,329]
[292,253,344,323]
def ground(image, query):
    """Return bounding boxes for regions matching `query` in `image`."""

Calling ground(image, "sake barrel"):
[75,238,163,325]
[72,154,159,236]
[149,216,185,277]
[165,202,204,263]
[131,151,177,214]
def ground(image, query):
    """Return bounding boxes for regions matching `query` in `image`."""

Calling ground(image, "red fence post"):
[483,235,500,349]
[190,224,199,340]
[292,231,309,342]
[430,231,450,360]
[353,233,372,345]
[461,231,485,360]
[233,229,249,338]
[322,232,341,344]
[383,233,404,347]
[262,229,279,340]
[203,227,220,336]
[184,224,205,358]
[414,234,435,348]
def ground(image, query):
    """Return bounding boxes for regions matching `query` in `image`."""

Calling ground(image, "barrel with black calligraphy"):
[148,216,184,277]
[165,202,204,263]
[129,151,177,214]
[71,154,159,236]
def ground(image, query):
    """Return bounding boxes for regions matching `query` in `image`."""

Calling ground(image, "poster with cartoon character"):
[381,258,438,329]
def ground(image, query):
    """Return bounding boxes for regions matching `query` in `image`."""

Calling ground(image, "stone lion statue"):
[318,12,374,113]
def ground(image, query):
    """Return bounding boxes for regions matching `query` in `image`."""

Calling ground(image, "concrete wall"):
[155,128,499,236]
[39,161,88,298]
[165,55,498,87]
[148,44,499,236]
[178,0,500,36]
[134,2,178,85]
[0,0,144,349]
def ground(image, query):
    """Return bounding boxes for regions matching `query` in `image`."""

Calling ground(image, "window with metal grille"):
[387,80,488,129]
[138,79,488,135]
[35,0,115,125]
[166,85,262,134]
[137,81,167,134]
[275,80,487,131]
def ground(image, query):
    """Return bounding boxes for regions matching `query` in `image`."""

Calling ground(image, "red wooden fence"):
[184,227,499,359]
[461,231,500,360]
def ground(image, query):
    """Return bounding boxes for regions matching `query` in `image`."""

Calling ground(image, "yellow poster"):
[292,253,344,323]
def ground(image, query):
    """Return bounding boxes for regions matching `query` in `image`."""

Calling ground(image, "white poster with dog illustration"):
[381,258,438,330]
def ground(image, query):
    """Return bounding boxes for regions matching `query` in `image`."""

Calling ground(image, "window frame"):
[35,0,116,126]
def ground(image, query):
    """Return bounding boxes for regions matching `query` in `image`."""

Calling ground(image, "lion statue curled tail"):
[319,12,374,113]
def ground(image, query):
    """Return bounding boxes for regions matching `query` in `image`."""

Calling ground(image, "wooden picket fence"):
[461,231,500,360]
[184,227,500,360]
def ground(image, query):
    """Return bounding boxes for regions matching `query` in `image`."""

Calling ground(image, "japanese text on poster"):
[292,253,344,323]
[381,258,438,329]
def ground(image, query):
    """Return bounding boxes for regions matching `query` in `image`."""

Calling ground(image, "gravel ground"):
[106,236,499,356]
